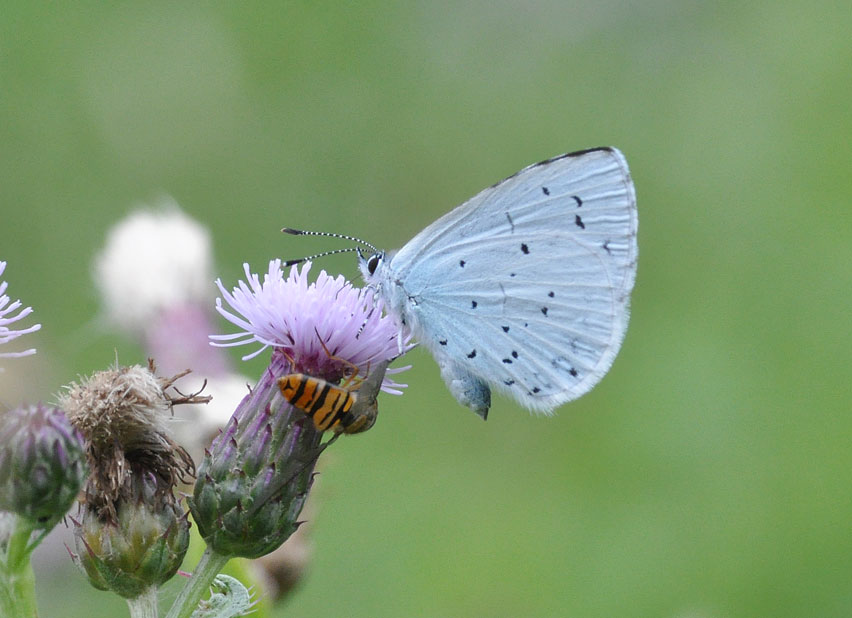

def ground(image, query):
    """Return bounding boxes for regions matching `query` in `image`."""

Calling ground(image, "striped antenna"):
[283,247,360,267]
[281,227,378,266]
[282,228,378,253]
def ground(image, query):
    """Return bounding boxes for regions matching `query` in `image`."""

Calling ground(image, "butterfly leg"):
[438,358,491,419]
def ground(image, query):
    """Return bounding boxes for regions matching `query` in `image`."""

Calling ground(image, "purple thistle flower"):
[211,260,412,389]
[189,260,413,562]
[0,261,41,362]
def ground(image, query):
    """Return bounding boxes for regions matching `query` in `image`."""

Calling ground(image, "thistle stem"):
[0,515,39,618]
[165,545,230,618]
[127,586,160,618]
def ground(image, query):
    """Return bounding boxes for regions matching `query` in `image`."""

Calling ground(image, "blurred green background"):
[2,1,851,617]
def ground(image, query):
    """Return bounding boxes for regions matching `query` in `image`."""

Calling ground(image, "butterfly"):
[278,359,390,434]
[285,147,637,418]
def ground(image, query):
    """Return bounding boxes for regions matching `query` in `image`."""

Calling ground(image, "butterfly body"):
[360,147,637,417]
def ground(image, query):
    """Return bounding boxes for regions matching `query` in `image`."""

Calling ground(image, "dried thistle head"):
[60,359,207,522]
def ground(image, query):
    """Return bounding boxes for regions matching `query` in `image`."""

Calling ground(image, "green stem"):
[127,586,160,618]
[0,515,39,618]
[164,545,230,618]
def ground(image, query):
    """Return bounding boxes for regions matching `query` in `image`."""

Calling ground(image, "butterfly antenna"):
[282,228,378,253]
[283,247,360,267]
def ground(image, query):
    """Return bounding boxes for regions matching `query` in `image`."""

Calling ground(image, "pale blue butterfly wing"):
[364,147,637,416]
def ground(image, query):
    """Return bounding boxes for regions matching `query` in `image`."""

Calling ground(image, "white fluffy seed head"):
[93,199,213,333]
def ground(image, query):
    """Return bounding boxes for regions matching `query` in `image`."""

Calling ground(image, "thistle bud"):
[0,403,86,528]
[72,471,189,599]
[190,351,322,559]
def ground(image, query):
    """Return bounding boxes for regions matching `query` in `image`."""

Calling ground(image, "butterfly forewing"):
[393,148,635,292]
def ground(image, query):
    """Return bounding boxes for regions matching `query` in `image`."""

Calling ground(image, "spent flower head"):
[0,260,41,363]
[60,360,201,522]
[211,260,411,389]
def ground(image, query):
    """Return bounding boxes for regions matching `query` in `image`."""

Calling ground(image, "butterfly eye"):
[367,253,381,276]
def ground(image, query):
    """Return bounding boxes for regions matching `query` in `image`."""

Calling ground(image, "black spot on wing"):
[471,300,478,309]
[502,326,510,332]
[502,358,513,364]
[541,307,549,316]
[511,350,518,358]
[542,186,550,195]
[532,387,541,394]
[504,379,515,386]
[459,260,466,267]
[548,291,555,298]
[439,339,447,346]
[552,356,578,378]
[572,195,582,207]
[506,212,515,233]
[575,214,585,229]
[467,349,477,358]
[521,243,529,254]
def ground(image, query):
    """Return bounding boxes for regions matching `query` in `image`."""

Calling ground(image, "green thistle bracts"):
[190,351,322,559]
[73,471,189,599]
[0,404,87,528]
